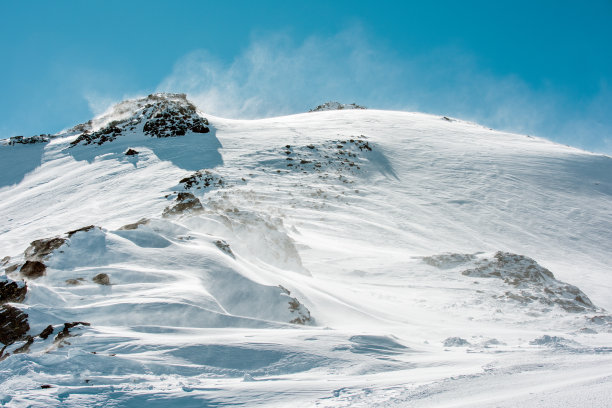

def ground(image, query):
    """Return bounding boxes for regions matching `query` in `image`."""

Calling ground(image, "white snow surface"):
[1,97,611,407]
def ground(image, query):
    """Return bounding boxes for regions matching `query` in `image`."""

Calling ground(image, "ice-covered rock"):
[310,101,366,112]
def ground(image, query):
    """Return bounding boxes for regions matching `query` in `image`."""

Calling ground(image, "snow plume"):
[156,27,399,119]
[154,27,609,154]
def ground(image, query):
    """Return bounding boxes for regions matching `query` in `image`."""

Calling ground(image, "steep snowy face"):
[0,100,611,407]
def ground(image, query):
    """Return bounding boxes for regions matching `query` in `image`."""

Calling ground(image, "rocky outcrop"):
[93,273,110,285]
[0,276,27,303]
[0,305,30,346]
[162,192,204,217]
[17,226,100,280]
[310,102,366,112]
[24,237,66,261]
[6,134,51,145]
[425,251,597,313]
[463,252,595,312]
[70,93,210,147]
[279,286,313,325]
[20,261,46,279]
[118,218,150,230]
[179,170,225,191]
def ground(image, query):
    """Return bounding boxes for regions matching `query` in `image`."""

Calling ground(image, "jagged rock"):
[118,218,150,230]
[443,337,471,347]
[0,276,27,303]
[70,93,210,147]
[7,134,50,145]
[310,102,366,112]
[125,148,139,156]
[162,192,203,217]
[20,261,46,279]
[214,240,235,258]
[0,305,30,345]
[24,237,66,261]
[288,297,312,325]
[66,225,96,237]
[461,252,595,313]
[93,273,110,285]
[54,321,90,344]
[179,170,225,191]
[0,256,9,266]
[13,335,34,354]
[39,325,54,339]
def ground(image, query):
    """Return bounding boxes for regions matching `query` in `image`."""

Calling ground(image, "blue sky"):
[1,1,611,153]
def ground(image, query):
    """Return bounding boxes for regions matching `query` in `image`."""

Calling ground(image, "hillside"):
[1,93,611,407]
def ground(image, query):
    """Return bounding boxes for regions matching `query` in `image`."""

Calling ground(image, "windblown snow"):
[1,93,611,407]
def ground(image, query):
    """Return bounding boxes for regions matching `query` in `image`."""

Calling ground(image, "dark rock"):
[41,385,53,389]
[66,225,96,237]
[20,261,46,279]
[93,273,110,285]
[0,277,27,303]
[13,335,34,354]
[125,148,139,156]
[0,305,30,345]
[24,237,66,261]
[8,135,50,145]
[54,321,90,344]
[39,325,54,339]
[162,192,203,217]
[118,218,150,230]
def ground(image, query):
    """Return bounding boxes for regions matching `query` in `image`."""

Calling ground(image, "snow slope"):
[0,94,611,407]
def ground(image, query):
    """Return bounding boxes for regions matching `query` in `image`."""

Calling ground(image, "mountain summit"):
[0,97,611,406]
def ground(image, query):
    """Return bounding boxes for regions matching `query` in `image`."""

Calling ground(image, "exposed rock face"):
[310,101,366,112]
[272,138,373,175]
[279,286,313,325]
[6,134,50,145]
[125,148,139,156]
[20,261,46,279]
[54,322,91,345]
[69,93,210,147]
[93,273,110,285]
[118,218,150,230]
[462,252,595,312]
[24,237,66,261]
[179,170,225,191]
[0,276,27,303]
[162,192,204,217]
[0,305,30,345]
[66,225,96,237]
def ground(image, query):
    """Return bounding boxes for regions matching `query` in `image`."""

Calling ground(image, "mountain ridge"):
[0,94,611,407]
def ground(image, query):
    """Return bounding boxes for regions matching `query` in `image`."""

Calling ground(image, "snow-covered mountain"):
[1,93,611,407]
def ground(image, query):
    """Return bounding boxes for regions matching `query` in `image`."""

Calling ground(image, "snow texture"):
[0,93,611,407]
